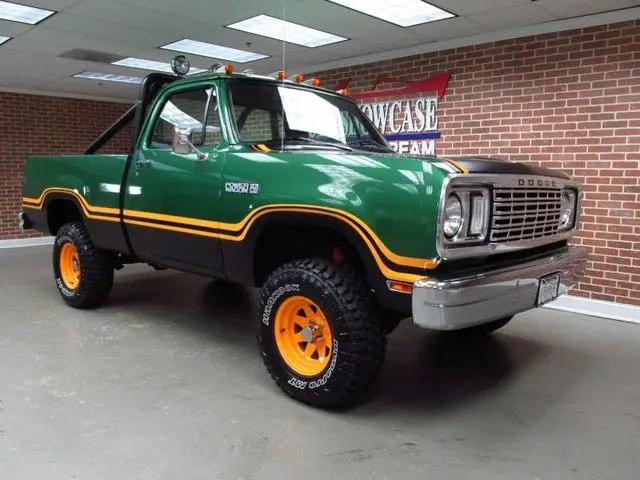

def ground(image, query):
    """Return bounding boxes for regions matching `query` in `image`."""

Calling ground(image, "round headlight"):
[171,55,191,76]
[444,194,463,239]
[560,190,575,228]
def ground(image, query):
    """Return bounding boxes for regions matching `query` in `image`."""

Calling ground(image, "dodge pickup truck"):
[20,58,588,408]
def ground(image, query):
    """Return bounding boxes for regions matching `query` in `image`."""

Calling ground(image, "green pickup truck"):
[20,58,588,408]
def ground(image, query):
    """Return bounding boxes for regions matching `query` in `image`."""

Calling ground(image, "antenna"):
[280,1,286,152]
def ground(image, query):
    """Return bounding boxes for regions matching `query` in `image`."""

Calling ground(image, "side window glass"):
[150,88,210,148]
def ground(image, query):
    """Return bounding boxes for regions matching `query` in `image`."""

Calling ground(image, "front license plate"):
[537,272,561,306]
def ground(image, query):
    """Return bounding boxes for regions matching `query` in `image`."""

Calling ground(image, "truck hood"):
[435,155,572,179]
[308,148,571,180]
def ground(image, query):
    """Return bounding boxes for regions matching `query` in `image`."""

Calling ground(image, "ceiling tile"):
[469,2,557,29]
[40,12,172,47]
[115,0,300,24]
[428,0,530,16]
[536,0,640,18]
[357,29,426,50]
[272,0,420,39]
[16,27,151,57]
[66,0,214,35]
[13,0,86,10]
[0,18,34,36]
[407,16,489,41]
[37,75,140,100]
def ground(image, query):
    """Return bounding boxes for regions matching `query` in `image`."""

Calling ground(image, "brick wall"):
[313,19,640,306]
[0,92,131,239]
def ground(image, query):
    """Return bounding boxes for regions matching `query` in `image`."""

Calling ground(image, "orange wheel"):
[274,295,333,377]
[59,242,81,290]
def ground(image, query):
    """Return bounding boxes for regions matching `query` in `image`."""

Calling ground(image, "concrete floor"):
[0,246,638,479]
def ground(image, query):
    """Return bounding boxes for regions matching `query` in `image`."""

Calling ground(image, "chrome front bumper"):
[411,245,589,330]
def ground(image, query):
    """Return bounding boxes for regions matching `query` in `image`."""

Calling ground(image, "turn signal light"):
[387,281,413,294]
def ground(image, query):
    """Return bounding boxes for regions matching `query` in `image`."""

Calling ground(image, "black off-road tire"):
[446,316,513,336]
[53,221,114,309]
[257,258,387,409]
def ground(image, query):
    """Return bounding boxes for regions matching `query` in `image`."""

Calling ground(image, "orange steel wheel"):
[274,295,333,377]
[59,242,81,290]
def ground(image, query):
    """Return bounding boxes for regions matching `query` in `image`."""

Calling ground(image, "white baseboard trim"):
[0,236,54,249]
[544,296,640,325]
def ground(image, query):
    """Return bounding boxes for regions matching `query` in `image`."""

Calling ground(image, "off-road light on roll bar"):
[171,55,191,76]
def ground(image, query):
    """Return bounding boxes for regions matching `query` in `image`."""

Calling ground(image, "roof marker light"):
[277,70,286,80]
[225,64,234,73]
[295,74,304,83]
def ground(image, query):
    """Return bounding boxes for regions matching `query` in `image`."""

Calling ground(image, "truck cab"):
[20,57,588,409]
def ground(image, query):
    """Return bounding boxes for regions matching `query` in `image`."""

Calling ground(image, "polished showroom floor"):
[1,245,638,479]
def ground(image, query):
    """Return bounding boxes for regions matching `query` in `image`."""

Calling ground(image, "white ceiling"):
[0,0,639,101]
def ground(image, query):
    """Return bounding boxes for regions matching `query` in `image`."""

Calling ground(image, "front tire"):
[53,221,114,309]
[257,258,386,409]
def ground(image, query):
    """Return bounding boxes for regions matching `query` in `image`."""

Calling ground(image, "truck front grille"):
[490,188,563,243]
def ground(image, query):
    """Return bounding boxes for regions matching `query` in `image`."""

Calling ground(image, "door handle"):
[135,158,152,169]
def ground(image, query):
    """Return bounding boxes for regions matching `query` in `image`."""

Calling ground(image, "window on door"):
[150,87,221,148]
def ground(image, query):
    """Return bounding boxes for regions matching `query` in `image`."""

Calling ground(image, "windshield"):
[227,79,393,152]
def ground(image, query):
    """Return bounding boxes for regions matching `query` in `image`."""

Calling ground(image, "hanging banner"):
[338,72,450,155]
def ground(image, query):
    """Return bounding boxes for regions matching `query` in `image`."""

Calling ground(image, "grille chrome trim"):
[490,186,563,243]
[436,173,582,260]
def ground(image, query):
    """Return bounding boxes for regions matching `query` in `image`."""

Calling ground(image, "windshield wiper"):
[273,136,354,151]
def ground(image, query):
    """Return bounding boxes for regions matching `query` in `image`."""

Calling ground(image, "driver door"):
[123,84,226,275]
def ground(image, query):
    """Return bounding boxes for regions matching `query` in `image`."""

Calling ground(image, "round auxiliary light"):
[171,55,191,76]
[443,194,463,239]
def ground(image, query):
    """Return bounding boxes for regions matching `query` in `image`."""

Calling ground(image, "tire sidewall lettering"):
[307,338,339,389]
[262,283,299,326]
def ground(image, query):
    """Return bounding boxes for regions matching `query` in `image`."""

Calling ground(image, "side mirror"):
[172,125,194,155]
[172,125,209,160]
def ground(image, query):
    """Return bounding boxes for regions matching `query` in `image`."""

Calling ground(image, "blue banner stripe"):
[384,132,441,141]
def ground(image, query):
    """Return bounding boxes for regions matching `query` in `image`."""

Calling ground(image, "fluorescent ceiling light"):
[112,57,206,74]
[0,36,10,45]
[326,0,454,27]
[160,38,268,63]
[0,1,55,24]
[226,14,347,48]
[73,71,143,84]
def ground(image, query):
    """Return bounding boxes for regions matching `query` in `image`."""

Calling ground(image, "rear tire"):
[257,258,387,409]
[53,221,114,309]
